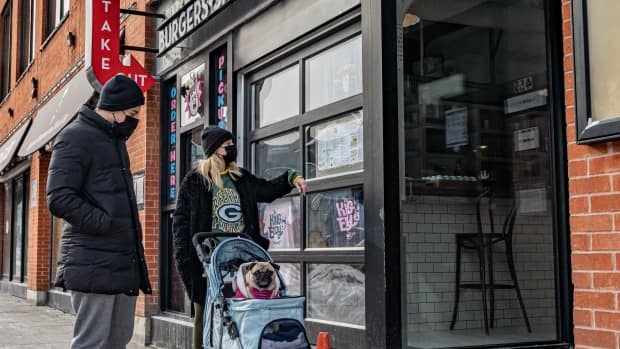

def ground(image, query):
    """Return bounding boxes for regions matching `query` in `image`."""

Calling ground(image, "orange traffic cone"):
[316,331,331,349]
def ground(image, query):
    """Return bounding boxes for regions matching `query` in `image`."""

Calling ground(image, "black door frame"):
[363,0,573,348]
[361,0,401,348]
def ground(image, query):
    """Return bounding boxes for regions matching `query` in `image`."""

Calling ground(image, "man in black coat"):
[46,75,152,349]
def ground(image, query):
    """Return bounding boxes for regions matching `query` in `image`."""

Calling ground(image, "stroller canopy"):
[207,237,274,289]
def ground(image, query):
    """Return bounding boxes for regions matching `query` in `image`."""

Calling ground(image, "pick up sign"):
[86,0,155,92]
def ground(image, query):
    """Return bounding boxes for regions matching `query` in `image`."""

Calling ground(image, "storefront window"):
[161,77,191,315]
[165,215,189,313]
[246,26,364,337]
[2,182,11,279]
[306,111,363,179]
[183,127,204,174]
[278,263,301,296]
[305,36,362,111]
[254,132,300,180]
[307,263,365,326]
[399,1,558,347]
[50,216,64,287]
[259,196,301,250]
[12,175,24,281]
[180,64,206,128]
[0,171,29,283]
[253,65,300,128]
[307,188,364,249]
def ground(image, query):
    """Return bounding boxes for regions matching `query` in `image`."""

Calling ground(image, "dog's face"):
[245,262,279,291]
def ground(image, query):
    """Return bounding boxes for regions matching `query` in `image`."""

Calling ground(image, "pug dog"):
[234,261,280,299]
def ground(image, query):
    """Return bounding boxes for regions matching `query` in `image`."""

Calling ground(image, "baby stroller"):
[192,232,311,349]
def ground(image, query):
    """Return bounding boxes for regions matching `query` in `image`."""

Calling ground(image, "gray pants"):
[70,291,137,349]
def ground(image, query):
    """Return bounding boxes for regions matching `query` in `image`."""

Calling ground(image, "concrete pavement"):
[0,293,164,349]
[0,293,73,348]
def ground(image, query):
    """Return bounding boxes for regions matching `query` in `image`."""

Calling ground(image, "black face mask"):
[114,116,139,140]
[223,145,237,165]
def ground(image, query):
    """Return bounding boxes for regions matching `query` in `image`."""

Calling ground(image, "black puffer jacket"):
[46,106,151,296]
[172,168,293,304]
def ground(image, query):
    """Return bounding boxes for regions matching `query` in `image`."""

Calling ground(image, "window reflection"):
[255,132,300,180]
[259,196,301,250]
[278,263,301,296]
[189,127,204,166]
[254,65,300,127]
[50,217,64,287]
[307,188,364,249]
[400,1,557,347]
[305,36,363,110]
[306,111,363,179]
[307,264,365,326]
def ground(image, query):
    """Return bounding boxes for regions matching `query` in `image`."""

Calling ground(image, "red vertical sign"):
[89,0,155,92]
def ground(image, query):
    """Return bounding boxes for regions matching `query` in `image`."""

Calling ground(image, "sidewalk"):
[0,293,73,348]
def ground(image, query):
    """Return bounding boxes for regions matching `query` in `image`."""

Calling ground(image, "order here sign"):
[86,0,155,92]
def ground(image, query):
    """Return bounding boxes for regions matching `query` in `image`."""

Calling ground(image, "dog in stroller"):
[192,232,311,349]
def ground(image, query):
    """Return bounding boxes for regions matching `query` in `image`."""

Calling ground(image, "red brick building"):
[1,0,619,348]
[563,0,620,348]
[0,0,160,345]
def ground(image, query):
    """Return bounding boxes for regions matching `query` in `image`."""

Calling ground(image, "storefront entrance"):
[396,0,570,348]
[1,170,30,285]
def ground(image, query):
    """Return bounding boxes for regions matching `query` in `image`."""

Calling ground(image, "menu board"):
[315,114,363,176]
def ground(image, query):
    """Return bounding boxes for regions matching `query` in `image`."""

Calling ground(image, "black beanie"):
[202,126,233,157]
[97,75,145,111]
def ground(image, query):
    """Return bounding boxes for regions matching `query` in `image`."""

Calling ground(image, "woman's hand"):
[293,177,308,196]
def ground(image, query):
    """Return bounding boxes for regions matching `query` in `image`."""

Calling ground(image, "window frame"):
[573,0,620,143]
[18,0,35,76]
[159,36,234,317]
[0,0,12,101]
[159,76,193,316]
[387,0,574,348]
[241,21,367,340]
[4,170,30,283]
[44,0,69,41]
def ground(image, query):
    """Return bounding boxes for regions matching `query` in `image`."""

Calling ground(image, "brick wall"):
[26,151,51,291]
[0,0,85,138]
[0,0,161,321]
[402,196,556,335]
[563,1,620,348]
[122,0,161,318]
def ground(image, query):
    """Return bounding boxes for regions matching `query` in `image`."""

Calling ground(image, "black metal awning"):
[18,69,93,157]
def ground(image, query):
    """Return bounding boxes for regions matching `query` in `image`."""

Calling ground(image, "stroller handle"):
[192,232,253,263]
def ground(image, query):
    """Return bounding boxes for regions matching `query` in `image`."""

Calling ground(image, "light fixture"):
[31,77,38,99]
[66,31,75,47]
[403,13,421,28]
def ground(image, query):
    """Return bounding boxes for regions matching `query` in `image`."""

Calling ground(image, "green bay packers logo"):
[213,187,244,232]
[217,204,242,223]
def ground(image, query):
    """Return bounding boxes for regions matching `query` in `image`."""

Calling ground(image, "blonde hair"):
[194,154,242,189]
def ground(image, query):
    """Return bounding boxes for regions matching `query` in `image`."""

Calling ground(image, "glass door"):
[2,182,11,279]
[12,172,29,282]
[398,1,561,347]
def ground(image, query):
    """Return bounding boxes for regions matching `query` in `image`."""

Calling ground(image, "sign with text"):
[86,0,155,92]
[514,127,540,152]
[504,89,547,114]
[158,0,233,55]
[445,107,468,149]
[213,46,228,129]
